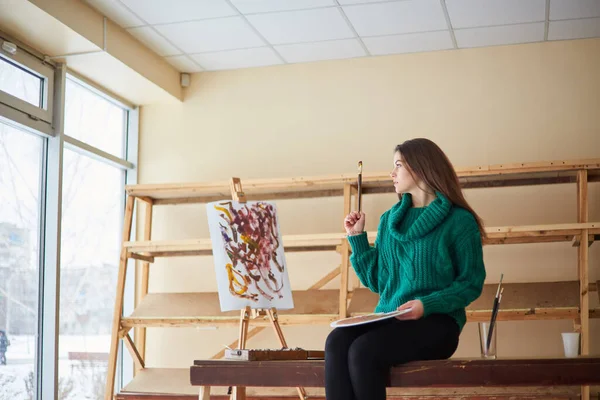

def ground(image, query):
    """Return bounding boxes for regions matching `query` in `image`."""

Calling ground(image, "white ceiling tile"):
[550,0,600,20]
[246,7,354,44]
[230,0,335,14]
[85,0,144,28]
[363,31,454,56]
[165,55,204,72]
[275,39,365,63]
[127,26,181,56]
[548,18,600,40]
[155,17,265,53]
[455,22,545,48]
[191,47,283,70]
[446,0,546,29]
[342,0,448,37]
[119,0,236,25]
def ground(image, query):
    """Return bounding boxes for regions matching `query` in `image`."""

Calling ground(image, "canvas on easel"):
[206,177,306,400]
[206,197,293,312]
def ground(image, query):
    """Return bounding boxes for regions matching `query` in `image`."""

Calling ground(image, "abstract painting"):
[206,200,294,312]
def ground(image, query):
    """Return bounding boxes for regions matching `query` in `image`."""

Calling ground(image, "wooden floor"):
[117,394,584,400]
[115,362,600,399]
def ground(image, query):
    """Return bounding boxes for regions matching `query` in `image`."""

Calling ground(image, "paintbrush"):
[486,274,504,352]
[492,273,503,315]
[357,161,363,213]
[486,287,504,352]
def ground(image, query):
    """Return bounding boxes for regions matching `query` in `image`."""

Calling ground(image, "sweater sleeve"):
[346,215,385,293]
[416,215,486,317]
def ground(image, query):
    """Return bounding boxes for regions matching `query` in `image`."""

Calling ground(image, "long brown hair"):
[395,138,486,239]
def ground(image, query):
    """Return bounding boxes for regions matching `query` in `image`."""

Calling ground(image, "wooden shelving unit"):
[106,159,600,400]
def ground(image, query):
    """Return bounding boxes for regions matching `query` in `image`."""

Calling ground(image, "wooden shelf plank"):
[348,282,600,321]
[121,282,599,328]
[121,314,338,328]
[128,292,237,319]
[126,159,600,203]
[124,234,350,257]
[124,223,600,259]
[120,368,198,396]
[121,290,339,328]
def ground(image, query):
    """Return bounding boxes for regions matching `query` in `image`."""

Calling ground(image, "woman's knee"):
[347,336,379,370]
[325,328,351,354]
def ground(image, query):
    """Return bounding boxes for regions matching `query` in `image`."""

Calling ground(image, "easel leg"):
[267,309,307,400]
[229,179,250,400]
[231,307,250,400]
[199,386,210,400]
[267,308,287,348]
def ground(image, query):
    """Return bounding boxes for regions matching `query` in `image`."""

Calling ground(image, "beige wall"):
[138,38,600,379]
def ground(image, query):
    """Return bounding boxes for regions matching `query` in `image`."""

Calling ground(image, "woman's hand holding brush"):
[344,211,365,236]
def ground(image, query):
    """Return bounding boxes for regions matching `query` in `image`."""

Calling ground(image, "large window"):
[0,32,136,400]
[0,121,44,398]
[57,77,129,400]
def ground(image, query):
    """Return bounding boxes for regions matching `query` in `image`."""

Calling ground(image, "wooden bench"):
[190,358,600,399]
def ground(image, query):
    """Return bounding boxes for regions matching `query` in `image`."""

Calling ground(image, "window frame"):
[0,31,55,136]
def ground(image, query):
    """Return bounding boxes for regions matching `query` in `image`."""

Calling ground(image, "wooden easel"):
[229,177,307,400]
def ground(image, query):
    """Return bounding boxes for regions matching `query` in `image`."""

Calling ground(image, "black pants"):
[324,313,460,400]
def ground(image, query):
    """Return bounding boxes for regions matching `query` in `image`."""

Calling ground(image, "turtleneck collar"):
[388,191,452,242]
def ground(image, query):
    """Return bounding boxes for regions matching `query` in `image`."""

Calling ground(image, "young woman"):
[325,138,487,400]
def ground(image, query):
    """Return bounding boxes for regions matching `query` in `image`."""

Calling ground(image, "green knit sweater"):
[347,192,486,331]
